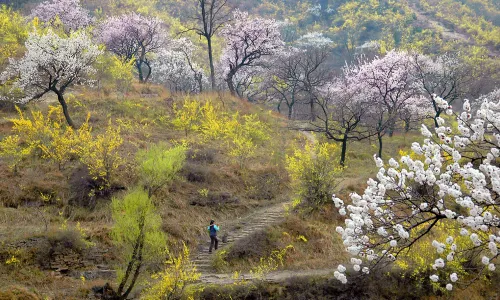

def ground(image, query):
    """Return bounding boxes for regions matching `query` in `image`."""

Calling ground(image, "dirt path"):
[193,200,336,284]
[199,268,334,285]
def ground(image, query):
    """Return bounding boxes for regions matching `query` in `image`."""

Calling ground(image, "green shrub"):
[136,143,187,197]
[111,188,167,299]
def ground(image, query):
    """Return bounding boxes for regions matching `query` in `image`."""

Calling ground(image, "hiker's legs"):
[209,236,215,252]
[214,236,218,250]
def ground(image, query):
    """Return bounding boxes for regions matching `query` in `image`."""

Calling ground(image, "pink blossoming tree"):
[30,0,93,33]
[97,13,164,82]
[345,50,426,157]
[220,10,284,96]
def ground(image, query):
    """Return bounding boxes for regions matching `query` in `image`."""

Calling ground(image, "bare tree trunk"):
[377,131,383,159]
[207,37,216,90]
[143,60,152,82]
[136,60,144,82]
[117,217,145,299]
[55,90,75,128]
[340,135,348,167]
[434,110,442,128]
[226,72,236,96]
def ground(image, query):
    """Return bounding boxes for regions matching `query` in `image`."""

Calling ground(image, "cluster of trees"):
[1,0,499,294]
[236,42,485,166]
[0,0,291,128]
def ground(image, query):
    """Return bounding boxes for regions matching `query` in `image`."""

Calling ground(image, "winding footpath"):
[192,131,335,285]
[192,201,335,285]
[193,202,290,284]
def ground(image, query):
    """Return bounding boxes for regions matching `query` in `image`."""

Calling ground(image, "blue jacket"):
[207,224,219,236]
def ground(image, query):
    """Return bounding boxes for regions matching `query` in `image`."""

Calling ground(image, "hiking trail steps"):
[192,201,316,284]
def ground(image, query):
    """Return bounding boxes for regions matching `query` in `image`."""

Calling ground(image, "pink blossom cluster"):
[220,10,284,93]
[96,13,164,60]
[30,0,93,32]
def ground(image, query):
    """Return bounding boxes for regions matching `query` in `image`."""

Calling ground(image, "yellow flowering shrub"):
[142,243,201,300]
[77,121,123,187]
[198,100,227,141]
[250,244,294,279]
[224,113,269,166]
[109,56,135,94]
[172,97,202,137]
[395,220,479,292]
[286,142,342,207]
[0,135,26,172]
[0,106,123,189]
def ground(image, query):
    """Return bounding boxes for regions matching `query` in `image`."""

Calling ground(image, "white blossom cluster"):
[1,30,102,103]
[295,32,333,48]
[333,95,500,289]
[151,38,207,93]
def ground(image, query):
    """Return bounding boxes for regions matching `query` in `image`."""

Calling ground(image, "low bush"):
[35,229,88,268]
[186,148,216,164]
[225,229,280,263]
[197,269,452,300]
[246,166,286,200]
[182,162,212,183]
[286,142,341,208]
[0,286,40,300]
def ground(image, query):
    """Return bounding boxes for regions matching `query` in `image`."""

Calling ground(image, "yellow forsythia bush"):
[142,243,200,300]
[286,141,342,207]
[76,121,123,187]
[172,99,270,165]
[0,106,123,187]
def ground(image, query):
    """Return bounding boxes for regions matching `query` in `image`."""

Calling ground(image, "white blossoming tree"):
[333,95,500,291]
[2,30,102,128]
[151,38,206,93]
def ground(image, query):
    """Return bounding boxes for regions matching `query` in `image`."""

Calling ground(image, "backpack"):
[209,225,217,236]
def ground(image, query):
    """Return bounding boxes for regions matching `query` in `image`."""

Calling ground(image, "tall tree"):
[183,0,230,90]
[307,78,375,166]
[265,33,332,120]
[112,189,166,300]
[263,49,302,119]
[220,10,284,96]
[1,30,102,128]
[97,13,164,82]
[345,51,422,157]
[151,38,206,93]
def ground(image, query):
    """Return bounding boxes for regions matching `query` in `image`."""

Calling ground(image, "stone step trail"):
[192,202,290,278]
[198,268,334,285]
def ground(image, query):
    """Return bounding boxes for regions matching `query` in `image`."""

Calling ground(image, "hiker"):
[207,220,219,253]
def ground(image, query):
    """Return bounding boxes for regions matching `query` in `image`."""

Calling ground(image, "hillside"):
[0,86,303,298]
